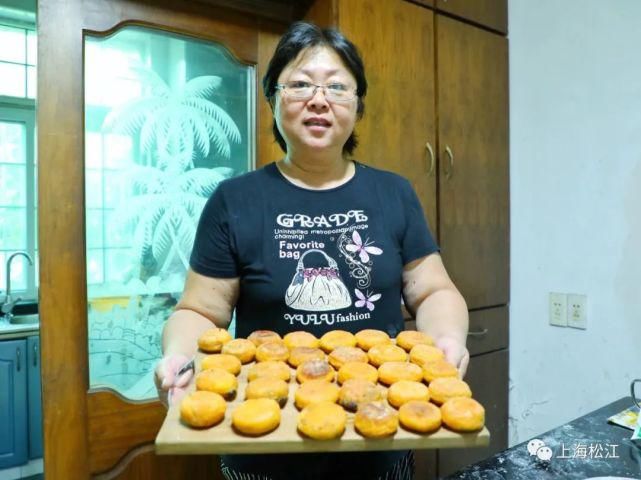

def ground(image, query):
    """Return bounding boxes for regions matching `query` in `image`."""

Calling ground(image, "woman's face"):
[274,46,358,156]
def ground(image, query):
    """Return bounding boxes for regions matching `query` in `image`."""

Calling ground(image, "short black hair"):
[262,21,367,156]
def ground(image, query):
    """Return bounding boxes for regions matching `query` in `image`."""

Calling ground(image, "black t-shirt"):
[189,161,439,479]
[191,161,438,338]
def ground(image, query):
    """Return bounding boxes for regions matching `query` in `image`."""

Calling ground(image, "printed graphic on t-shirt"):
[337,230,382,289]
[284,249,352,311]
[274,209,384,328]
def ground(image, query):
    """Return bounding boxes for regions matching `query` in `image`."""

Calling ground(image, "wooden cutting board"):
[156,354,490,454]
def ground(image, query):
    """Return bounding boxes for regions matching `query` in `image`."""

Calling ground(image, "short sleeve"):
[189,185,239,278]
[400,179,439,265]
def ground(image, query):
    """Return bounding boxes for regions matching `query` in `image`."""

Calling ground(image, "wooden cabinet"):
[337,0,438,233]
[437,15,509,310]
[436,0,508,34]
[0,339,28,469]
[332,0,509,309]
[405,0,435,11]
[466,306,508,356]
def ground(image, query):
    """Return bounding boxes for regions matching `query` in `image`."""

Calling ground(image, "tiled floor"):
[0,459,43,480]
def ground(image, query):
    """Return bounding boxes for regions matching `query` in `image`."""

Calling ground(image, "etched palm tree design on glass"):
[103,66,242,275]
[84,26,254,399]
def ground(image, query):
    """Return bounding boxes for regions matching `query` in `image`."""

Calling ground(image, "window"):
[0,23,36,98]
[0,12,37,300]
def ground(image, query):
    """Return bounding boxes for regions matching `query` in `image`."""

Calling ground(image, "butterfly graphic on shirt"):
[345,230,383,263]
[354,289,382,311]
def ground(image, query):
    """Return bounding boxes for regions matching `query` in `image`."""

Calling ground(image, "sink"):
[9,313,39,325]
[0,313,39,336]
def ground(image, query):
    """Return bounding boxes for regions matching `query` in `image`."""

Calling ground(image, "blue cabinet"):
[0,339,28,469]
[27,336,42,459]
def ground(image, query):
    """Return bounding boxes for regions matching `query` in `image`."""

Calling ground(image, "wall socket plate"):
[549,292,567,327]
[567,294,587,329]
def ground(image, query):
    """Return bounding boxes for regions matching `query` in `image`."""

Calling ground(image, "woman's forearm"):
[162,309,218,356]
[414,287,469,345]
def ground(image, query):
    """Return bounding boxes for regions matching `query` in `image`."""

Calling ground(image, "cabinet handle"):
[467,328,488,337]
[425,141,435,176]
[444,145,454,179]
[33,342,38,367]
[16,347,21,372]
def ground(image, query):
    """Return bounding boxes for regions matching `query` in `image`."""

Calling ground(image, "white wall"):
[509,0,641,445]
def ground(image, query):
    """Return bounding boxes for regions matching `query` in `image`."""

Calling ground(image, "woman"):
[156,21,469,480]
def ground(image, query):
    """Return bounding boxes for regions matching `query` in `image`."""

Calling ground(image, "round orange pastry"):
[355,329,391,351]
[245,377,289,408]
[256,341,290,363]
[319,330,357,353]
[337,361,378,384]
[328,346,368,369]
[195,368,238,400]
[396,330,434,352]
[298,401,347,440]
[423,359,459,383]
[231,398,281,436]
[197,328,232,353]
[288,346,325,368]
[247,360,291,383]
[294,379,340,409]
[399,400,442,433]
[409,344,445,367]
[283,331,319,349]
[378,361,423,385]
[201,353,242,375]
[354,401,399,438]
[180,391,226,428]
[387,380,429,408]
[221,338,256,364]
[296,359,335,383]
[441,397,485,432]
[368,344,408,367]
[338,378,386,412]
[428,377,472,405]
[248,330,282,347]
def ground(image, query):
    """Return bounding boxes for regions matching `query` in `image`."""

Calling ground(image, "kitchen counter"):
[0,322,39,339]
[445,397,641,480]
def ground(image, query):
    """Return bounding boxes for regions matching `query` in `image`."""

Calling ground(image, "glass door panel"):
[84,26,255,400]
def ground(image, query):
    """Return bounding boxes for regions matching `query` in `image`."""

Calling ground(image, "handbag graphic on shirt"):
[285,249,352,311]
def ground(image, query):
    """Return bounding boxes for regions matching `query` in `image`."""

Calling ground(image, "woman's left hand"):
[435,336,470,379]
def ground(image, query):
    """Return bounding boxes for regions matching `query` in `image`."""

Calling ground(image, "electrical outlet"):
[567,294,587,329]
[549,292,567,327]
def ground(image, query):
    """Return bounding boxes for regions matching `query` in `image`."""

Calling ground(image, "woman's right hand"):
[154,354,195,408]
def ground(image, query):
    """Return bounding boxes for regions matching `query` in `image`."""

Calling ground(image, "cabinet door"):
[27,335,43,459]
[405,0,434,8]
[436,0,507,34]
[437,16,509,309]
[467,306,508,356]
[339,0,438,234]
[438,348,508,476]
[38,0,259,477]
[0,339,28,469]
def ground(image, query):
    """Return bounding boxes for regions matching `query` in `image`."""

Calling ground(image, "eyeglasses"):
[275,81,357,103]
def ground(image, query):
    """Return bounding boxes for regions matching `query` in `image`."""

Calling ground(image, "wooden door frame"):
[37,1,264,477]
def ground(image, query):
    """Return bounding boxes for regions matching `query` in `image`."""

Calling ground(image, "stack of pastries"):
[179,327,485,440]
